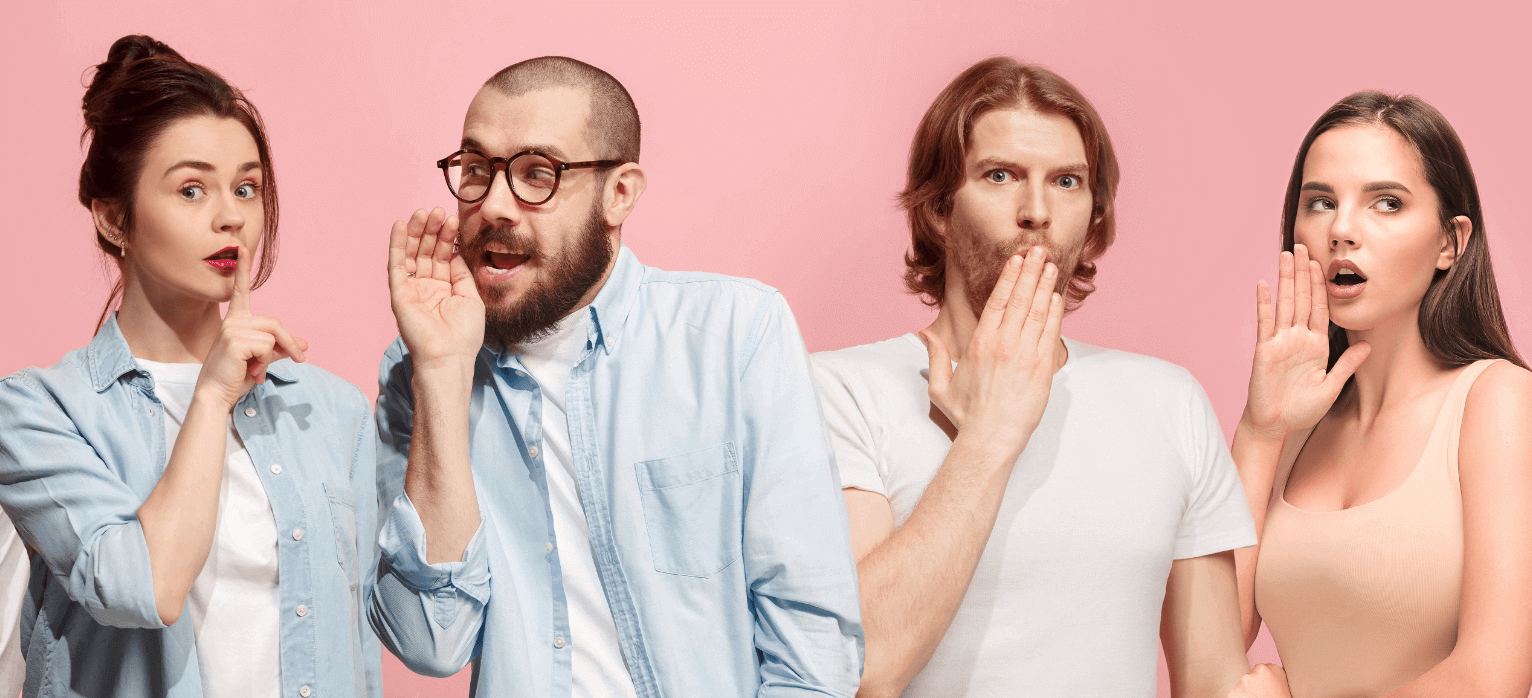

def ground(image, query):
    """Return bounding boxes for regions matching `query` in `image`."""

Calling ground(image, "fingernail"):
[1044,264,1057,278]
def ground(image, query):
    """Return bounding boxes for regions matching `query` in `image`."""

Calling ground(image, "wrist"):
[951,427,1028,469]
[1234,416,1288,455]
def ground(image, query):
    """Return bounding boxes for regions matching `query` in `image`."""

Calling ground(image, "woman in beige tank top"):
[1222,92,1532,698]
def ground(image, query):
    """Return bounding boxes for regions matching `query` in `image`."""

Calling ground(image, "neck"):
[924,282,1068,372]
[114,270,224,364]
[1341,305,1451,424]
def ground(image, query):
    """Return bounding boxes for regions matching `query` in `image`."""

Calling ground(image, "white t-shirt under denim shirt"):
[139,360,281,698]
[811,334,1256,697]
[517,312,640,698]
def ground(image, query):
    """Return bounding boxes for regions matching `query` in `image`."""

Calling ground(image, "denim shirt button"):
[296,604,308,617]
[553,636,565,649]
[292,528,304,541]
[271,464,283,475]
[528,446,540,459]
[244,407,257,417]
[545,542,554,553]
[299,686,311,698]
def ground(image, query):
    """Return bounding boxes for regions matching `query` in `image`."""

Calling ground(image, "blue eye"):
[1058,175,1081,189]
[180,185,204,201]
[986,170,1011,183]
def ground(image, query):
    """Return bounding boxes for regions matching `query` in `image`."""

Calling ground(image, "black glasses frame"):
[436,149,625,205]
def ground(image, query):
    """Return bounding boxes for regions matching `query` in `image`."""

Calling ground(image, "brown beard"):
[948,219,1082,317]
[460,199,613,349]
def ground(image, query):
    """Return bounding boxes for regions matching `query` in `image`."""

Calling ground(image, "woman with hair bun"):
[0,35,380,697]
[1228,92,1532,697]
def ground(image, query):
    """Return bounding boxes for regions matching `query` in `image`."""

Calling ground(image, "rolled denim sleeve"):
[0,374,166,630]
[737,294,864,697]
[368,339,492,677]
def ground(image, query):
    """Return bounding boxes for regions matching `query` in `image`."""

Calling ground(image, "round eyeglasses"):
[437,149,625,205]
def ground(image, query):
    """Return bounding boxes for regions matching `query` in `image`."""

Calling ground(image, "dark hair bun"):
[82,35,185,129]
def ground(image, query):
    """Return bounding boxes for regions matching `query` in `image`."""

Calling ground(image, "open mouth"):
[1326,259,1367,298]
[205,246,238,271]
[1331,269,1365,286]
[484,250,530,273]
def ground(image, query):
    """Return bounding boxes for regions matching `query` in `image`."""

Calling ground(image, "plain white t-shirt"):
[139,360,281,698]
[811,334,1256,697]
[0,509,26,697]
[517,313,638,698]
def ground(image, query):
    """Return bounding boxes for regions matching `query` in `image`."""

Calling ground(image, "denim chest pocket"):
[323,483,360,589]
[634,442,743,578]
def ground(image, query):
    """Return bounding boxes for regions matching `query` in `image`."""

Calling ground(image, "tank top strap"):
[1442,359,1502,481]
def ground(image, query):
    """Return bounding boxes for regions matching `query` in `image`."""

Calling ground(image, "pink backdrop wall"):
[3,1,1528,695]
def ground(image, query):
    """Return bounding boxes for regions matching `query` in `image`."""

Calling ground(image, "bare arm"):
[388,208,484,564]
[136,247,307,625]
[1233,245,1369,646]
[850,248,1063,698]
[1161,551,1249,698]
[1379,362,1532,698]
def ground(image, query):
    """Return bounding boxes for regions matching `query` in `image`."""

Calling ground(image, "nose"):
[475,164,525,227]
[1017,180,1051,230]
[214,190,245,235]
[1328,202,1360,250]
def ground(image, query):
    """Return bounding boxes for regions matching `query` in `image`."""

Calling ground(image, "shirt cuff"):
[378,492,490,608]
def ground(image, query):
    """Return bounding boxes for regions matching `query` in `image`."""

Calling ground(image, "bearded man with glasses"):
[367,56,863,698]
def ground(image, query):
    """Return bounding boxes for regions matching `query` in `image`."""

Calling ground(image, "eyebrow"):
[460,137,570,161]
[163,160,262,177]
[1363,181,1411,193]
[973,157,1089,177]
[1300,181,1412,194]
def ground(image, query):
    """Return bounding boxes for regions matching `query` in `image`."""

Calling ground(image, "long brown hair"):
[1280,91,1524,371]
[900,57,1120,310]
[79,35,280,332]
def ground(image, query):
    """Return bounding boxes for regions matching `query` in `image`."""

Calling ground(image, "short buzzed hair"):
[484,56,641,164]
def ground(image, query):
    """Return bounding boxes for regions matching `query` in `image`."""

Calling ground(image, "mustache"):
[458,222,546,261]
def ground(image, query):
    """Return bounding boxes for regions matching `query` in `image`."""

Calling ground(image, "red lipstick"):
[205,246,238,271]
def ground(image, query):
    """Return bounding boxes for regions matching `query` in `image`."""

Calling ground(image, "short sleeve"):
[1172,380,1258,560]
[809,354,888,497]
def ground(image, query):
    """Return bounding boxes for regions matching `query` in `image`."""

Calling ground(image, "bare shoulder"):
[1464,360,1532,423]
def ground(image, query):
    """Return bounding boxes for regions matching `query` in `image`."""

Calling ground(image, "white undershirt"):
[516,313,638,698]
[0,508,27,697]
[139,360,281,698]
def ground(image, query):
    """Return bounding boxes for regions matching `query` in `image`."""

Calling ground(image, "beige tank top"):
[1255,359,1498,698]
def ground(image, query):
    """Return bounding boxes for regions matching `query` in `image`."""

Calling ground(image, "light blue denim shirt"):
[369,246,863,697]
[0,315,381,698]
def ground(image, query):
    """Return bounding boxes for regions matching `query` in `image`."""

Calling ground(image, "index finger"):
[228,245,252,317]
[976,254,1024,336]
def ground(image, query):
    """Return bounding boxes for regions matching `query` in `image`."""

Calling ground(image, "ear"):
[90,199,128,250]
[601,163,647,228]
[1437,215,1472,270]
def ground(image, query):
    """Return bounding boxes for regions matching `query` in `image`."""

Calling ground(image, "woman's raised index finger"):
[228,245,252,317]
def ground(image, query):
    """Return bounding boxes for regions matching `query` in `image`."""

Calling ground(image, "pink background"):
[3,1,1528,695]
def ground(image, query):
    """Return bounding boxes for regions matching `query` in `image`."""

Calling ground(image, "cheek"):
[1292,219,1328,251]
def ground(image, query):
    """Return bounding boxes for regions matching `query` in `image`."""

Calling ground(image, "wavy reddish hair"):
[901,57,1119,309]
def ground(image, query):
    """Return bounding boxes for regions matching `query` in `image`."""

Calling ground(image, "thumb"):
[918,330,952,390]
[1322,341,1371,395]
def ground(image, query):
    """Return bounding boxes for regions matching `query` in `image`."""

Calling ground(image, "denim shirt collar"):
[86,313,299,392]
[484,244,645,370]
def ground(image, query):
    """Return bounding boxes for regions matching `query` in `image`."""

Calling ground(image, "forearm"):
[135,393,230,624]
[1161,553,1249,698]
[1229,419,1285,646]
[405,365,480,564]
[856,434,1018,697]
